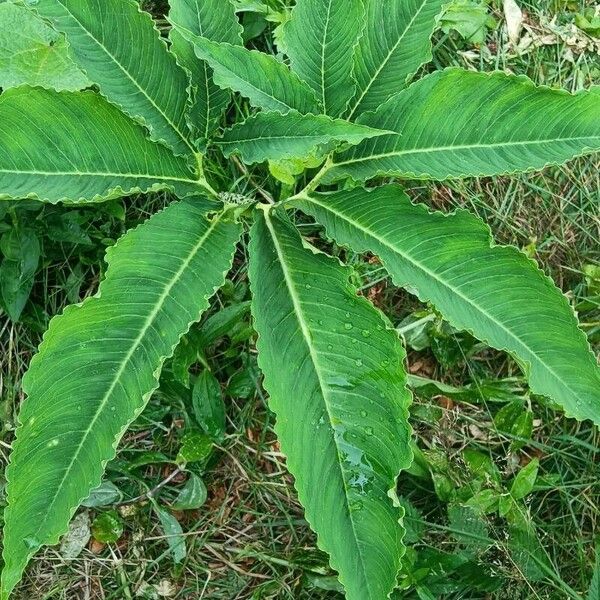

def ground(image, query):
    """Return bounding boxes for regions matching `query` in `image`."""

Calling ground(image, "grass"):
[1,0,600,598]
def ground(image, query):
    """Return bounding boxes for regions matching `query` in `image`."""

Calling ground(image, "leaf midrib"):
[53,0,195,155]
[333,135,600,168]
[303,195,575,400]
[262,210,371,597]
[0,168,196,184]
[320,0,334,113]
[26,213,224,544]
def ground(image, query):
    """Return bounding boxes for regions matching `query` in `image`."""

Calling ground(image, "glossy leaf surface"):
[0,2,89,91]
[298,185,600,423]
[249,208,412,600]
[0,88,200,203]
[32,0,194,156]
[333,70,600,181]
[217,110,390,164]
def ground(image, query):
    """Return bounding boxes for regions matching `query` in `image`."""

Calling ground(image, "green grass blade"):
[249,208,412,600]
[0,88,200,203]
[0,201,241,598]
[298,185,600,424]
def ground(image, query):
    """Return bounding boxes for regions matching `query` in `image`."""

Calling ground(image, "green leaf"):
[0,228,40,321]
[0,88,200,204]
[586,543,600,600]
[172,473,208,510]
[510,459,539,500]
[168,0,242,147]
[199,300,251,345]
[217,110,391,164]
[32,0,194,156]
[447,505,491,553]
[269,153,324,184]
[439,0,497,43]
[192,370,226,440]
[509,411,533,451]
[0,201,241,598]
[507,523,550,582]
[280,0,365,117]
[297,185,600,424]
[332,70,600,182]
[91,510,123,544]
[0,2,89,91]
[397,496,425,544]
[347,0,446,118]
[176,431,213,466]
[249,208,412,600]
[576,10,600,38]
[154,505,186,565]
[171,30,320,114]
[494,399,525,433]
[81,481,123,508]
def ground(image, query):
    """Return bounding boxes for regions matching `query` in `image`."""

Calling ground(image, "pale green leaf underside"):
[348,0,446,118]
[217,110,391,164]
[172,29,320,115]
[0,2,89,91]
[281,0,364,117]
[168,0,242,147]
[298,185,600,424]
[0,201,241,599]
[249,209,412,600]
[0,88,200,204]
[332,69,600,182]
[32,0,194,156]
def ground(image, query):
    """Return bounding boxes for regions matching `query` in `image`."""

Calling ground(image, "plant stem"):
[285,155,334,205]
[231,156,275,204]
[195,152,220,199]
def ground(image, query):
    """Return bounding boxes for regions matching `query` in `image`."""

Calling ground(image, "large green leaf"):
[332,69,600,182]
[171,29,320,114]
[280,0,365,117]
[0,88,200,204]
[0,1,89,91]
[0,201,241,598]
[32,0,194,156]
[347,0,446,117]
[168,0,242,148]
[297,185,600,424]
[217,110,391,164]
[249,208,412,600]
